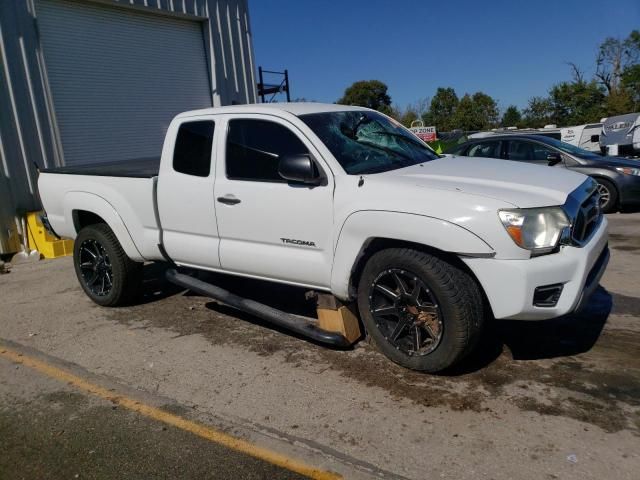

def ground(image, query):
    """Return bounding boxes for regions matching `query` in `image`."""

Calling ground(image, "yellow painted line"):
[0,347,341,480]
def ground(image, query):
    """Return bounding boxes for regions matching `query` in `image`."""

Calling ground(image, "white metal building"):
[0,0,257,254]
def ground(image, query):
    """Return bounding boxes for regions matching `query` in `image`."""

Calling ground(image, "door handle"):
[217,195,241,205]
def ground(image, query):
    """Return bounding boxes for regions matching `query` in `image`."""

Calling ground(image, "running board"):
[165,269,352,348]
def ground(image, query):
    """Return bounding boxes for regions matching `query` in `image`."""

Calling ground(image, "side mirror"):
[546,153,562,166]
[278,154,321,185]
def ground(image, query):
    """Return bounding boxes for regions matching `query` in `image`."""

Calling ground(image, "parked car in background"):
[561,123,602,153]
[468,125,561,141]
[600,112,640,157]
[446,134,640,213]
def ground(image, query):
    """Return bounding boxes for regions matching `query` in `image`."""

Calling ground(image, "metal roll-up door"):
[35,0,212,166]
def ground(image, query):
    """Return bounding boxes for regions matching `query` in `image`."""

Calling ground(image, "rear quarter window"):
[173,121,215,177]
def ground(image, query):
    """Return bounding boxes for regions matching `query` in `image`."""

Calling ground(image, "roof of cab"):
[175,102,370,119]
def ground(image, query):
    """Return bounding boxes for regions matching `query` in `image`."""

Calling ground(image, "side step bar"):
[165,269,352,348]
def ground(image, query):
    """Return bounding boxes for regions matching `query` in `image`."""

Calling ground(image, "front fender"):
[330,210,494,299]
[63,191,145,261]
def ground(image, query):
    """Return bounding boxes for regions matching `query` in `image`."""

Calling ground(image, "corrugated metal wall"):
[0,0,257,255]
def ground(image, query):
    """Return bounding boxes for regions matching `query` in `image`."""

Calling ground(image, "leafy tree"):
[337,80,392,114]
[449,92,498,131]
[450,94,476,130]
[522,96,554,128]
[548,80,605,125]
[621,63,640,111]
[399,109,419,127]
[501,105,522,127]
[422,87,459,131]
[470,92,499,129]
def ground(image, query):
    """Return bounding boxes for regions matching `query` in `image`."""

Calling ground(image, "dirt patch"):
[99,265,640,433]
[105,271,640,435]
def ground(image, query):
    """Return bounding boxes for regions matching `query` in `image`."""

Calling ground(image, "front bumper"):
[462,217,609,320]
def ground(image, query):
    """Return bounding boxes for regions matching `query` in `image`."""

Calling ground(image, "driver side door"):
[213,115,335,288]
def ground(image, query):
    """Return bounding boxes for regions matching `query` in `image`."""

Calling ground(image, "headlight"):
[498,207,570,255]
[615,167,640,176]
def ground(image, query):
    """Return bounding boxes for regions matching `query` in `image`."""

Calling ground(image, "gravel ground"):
[0,213,639,479]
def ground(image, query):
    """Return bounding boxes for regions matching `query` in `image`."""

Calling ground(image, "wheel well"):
[348,237,493,314]
[73,210,106,233]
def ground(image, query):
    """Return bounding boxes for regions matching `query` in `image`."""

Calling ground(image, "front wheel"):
[595,178,618,213]
[73,223,142,307]
[357,248,484,372]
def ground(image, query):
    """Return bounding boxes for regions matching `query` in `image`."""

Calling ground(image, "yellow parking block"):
[26,211,73,259]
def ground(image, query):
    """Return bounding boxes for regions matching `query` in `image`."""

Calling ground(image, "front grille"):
[571,190,602,245]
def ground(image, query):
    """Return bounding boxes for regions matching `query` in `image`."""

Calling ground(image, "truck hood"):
[372,156,587,208]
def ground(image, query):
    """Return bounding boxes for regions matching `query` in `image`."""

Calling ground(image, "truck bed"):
[40,157,160,178]
[38,160,162,262]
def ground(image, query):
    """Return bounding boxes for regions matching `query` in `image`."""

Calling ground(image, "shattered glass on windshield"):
[300,111,440,174]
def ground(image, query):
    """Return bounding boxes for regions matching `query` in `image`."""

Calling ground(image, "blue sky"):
[249,0,640,112]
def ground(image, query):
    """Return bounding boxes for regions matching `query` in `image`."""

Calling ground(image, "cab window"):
[173,121,215,177]
[226,119,309,182]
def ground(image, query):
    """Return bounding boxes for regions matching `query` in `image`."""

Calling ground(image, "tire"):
[73,223,142,307]
[595,178,618,213]
[357,248,484,373]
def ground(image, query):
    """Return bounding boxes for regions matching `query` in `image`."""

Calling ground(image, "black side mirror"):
[546,153,562,166]
[278,154,321,185]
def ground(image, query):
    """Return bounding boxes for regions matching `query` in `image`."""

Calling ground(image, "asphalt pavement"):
[1,213,639,479]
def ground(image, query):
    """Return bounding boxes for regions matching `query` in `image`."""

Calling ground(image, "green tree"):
[337,80,392,114]
[522,96,554,128]
[501,105,522,127]
[621,63,640,111]
[422,87,459,131]
[449,92,499,131]
[548,80,606,125]
[399,108,419,127]
[470,92,499,129]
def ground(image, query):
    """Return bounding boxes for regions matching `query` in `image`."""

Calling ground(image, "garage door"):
[36,0,212,166]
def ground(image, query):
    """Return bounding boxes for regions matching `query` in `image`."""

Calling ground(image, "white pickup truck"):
[38,103,609,372]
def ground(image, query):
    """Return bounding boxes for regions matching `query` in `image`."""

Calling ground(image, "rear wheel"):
[357,248,484,372]
[73,223,142,307]
[595,178,618,213]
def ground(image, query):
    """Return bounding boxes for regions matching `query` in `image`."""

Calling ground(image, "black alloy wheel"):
[368,268,443,356]
[73,223,142,307]
[78,238,113,297]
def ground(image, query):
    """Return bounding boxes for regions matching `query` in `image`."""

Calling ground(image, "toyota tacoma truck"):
[37,103,609,372]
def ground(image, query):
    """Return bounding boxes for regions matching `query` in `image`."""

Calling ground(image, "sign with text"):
[409,125,437,142]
